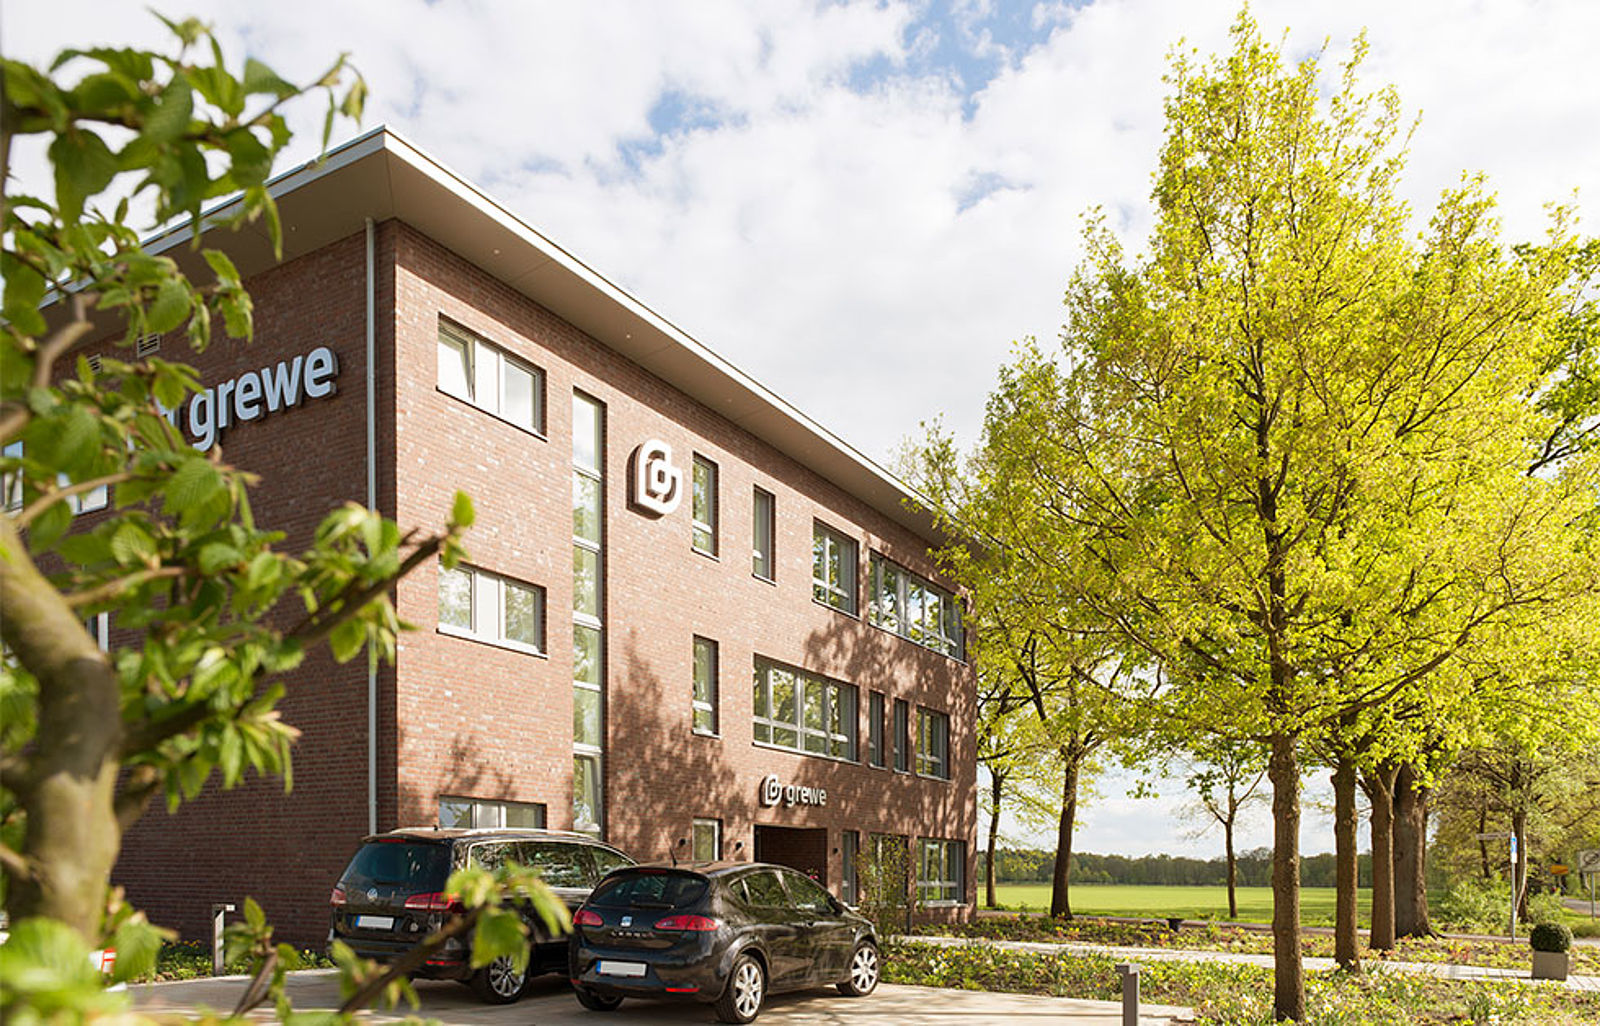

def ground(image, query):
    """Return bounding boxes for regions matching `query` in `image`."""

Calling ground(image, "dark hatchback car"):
[328,828,632,1003]
[569,862,879,1023]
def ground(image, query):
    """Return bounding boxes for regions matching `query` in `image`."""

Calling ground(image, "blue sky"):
[6,0,1597,857]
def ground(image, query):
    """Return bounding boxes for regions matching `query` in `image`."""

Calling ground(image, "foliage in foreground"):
[885,939,1600,1024]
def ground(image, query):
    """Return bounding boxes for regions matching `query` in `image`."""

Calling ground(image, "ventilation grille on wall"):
[135,334,161,358]
[86,355,104,373]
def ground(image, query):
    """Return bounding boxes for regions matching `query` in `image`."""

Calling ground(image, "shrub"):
[1530,922,1573,953]
[1435,878,1511,932]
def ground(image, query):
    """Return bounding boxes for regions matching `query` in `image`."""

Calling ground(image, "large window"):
[869,554,963,658]
[918,839,965,905]
[752,658,858,760]
[438,320,544,434]
[867,692,886,768]
[812,521,858,614]
[841,830,860,906]
[693,636,719,735]
[892,698,910,773]
[692,455,718,555]
[438,796,546,829]
[693,818,721,861]
[438,564,546,653]
[916,707,951,780]
[572,392,606,835]
[752,487,775,580]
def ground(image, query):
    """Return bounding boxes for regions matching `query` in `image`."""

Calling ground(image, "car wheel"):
[715,952,765,1024]
[573,985,623,1011]
[469,953,528,1004]
[837,940,880,996]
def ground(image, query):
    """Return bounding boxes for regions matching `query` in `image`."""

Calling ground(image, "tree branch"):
[65,566,190,610]
[0,295,94,445]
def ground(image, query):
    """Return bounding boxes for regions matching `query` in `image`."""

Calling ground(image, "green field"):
[989,883,1372,927]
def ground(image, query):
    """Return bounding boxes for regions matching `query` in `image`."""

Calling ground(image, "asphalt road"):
[131,969,1194,1025]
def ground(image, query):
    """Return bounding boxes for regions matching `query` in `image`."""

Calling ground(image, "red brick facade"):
[111,211,975,946]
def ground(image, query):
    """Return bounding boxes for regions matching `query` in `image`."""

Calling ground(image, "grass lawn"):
[989,882,1372,927]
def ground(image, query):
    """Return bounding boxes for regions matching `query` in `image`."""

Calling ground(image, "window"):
[2,442,108,516]
[85,613,110,652]
[892,699,910,773]
[2,441,22,512]
[437,320,544,434]
[752,658,857,760]
[812,521,857,614]
[691,455,718,555]
[841,830,860,906]
[869,554,963,658]
[752,487,775,580]
[917,707,951,780]
[438,564,546,653]
[692,818,721,861]
[868,692,886,768]
[693,636,719,735]
[918,839,964,905]
[572,392,606,836]
[573,753,602,834]
[438,796,546,829]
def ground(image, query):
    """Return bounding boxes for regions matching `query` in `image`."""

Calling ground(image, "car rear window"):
[340,841,451,892]
[589,871,709,910]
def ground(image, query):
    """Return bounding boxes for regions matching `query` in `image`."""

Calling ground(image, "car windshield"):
[340,840,451,892]
[588,871,708,910]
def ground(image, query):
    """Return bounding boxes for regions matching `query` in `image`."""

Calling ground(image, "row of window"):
[2,442,109,515]
[814,522,965,660]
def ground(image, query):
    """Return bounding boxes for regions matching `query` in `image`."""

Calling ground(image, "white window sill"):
[437,624,548,659]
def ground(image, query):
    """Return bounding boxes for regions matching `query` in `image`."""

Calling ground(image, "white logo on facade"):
[759,773,827,808]
[631,439,682,515]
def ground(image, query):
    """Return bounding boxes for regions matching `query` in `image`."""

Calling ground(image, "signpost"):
[1579,849,1600,921]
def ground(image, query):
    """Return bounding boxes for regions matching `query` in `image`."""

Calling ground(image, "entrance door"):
[754,825,828,885]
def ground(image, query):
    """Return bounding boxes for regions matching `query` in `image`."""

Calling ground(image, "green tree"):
[0,15,563,1019]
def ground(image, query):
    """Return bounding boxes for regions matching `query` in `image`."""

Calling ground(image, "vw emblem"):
[366,887,378,901]
[621,915,632,927]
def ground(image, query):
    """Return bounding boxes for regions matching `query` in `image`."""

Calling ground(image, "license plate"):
[597,960,647,978]
[355,915,394,930]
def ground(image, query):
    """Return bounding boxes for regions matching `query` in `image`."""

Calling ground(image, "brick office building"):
[90,129,975,944]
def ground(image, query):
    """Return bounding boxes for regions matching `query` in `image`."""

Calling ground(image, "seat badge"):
[621,916,632,927]
[366,888,378,901]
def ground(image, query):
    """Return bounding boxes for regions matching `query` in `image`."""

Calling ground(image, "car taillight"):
[654,914,719,932]
[573,908,603,928]
[403,892,463,912]
[330,885,347,906]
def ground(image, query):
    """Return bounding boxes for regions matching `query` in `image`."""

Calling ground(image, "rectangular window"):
[692,455,718,556]
[437,564,546,654]
[438,320,545,434]
[572,391,606,837]
[892,699,910,773]
[3,441,23,512]
[752,487,775,580]
[86,613,110,652]
[438,796,547,829]
[868,692,886,768]
[811,521,858,614]
[692,818,721,861]
[917,839,964,905]
[841,830,860,906]
[573,754,602,834]
[693,636,719,735]
[752,658,857,761]
[1,442,107,516]
[869,553,963,658]
[920,709,943,775]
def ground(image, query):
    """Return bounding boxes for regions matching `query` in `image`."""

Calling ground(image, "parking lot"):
[131,969,1194,1025]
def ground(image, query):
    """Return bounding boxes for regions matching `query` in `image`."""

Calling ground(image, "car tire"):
[469,953,529,1004]
[573,985,623,1011]
[715,952,766,1024]
[837,940,880,996]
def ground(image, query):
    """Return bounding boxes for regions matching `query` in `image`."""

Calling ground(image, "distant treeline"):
[983,848,1374,889]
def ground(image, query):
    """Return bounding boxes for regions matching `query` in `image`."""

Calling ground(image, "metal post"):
[1115,962,1140,1026]
[1508,834,1517,941]
[211,903,235,975]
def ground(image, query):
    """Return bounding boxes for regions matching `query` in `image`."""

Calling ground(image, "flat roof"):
[115,127,952,548]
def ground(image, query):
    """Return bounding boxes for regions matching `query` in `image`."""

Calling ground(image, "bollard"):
[1115,962,1140,1026]
[211,903,236,975]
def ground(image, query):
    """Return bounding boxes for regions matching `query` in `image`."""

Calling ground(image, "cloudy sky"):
[6,0,1597,857]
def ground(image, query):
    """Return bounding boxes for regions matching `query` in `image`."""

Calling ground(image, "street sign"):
[1578,849,1600,874]
[1552,864,1569,876]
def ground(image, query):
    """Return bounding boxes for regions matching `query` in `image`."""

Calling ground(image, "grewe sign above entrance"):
[759,774,827,808]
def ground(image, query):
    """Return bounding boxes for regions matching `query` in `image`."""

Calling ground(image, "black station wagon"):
[328,827,633,1002]
[569,862,879,1023]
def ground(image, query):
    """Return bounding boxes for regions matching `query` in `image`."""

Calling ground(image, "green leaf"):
[143,75,194,144]
[164,458,223,521]
[146,276,193,334]
[470,909,528,970]
[1,251,50,337]
[48,128,120,221]
[108,917,168,984]
[328,618,366,663]
[110,522,158,566]
[451,491,476,529]
[242,57,298,99]
[27,499,73,552]
[199,542,244,574]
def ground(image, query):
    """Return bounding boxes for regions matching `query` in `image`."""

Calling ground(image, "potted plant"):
[1529,921,1573,981]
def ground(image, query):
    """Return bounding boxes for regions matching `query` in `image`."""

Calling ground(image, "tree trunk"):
[1363,763,1398,952]
[1393,764,1431,938]
[1050,757,1079,919]
[1224,814,1239,921]
[1513,808,1529,922]
[985,770,1004,909]
[1268,732,1305,1023]
[0,517,125,940]
[1332,757,1360,971]
[1476,807,1491,881]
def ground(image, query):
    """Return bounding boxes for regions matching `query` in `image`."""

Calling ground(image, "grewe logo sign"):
[629,439,682,515]
[164,345,340,452]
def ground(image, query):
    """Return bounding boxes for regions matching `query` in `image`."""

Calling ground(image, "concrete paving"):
[916,934,1600,993]
[131,969,1195,1025]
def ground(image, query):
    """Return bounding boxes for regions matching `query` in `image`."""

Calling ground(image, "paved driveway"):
[132,969,1193,1025]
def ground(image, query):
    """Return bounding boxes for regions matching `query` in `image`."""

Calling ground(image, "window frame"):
[867,692,886,769]
[752,486,775,581]
[692,818,721,861]
[437,796,547,829]
[917,838,964,906]
[691,454,719,556]
[869,553,964,659]
[892,698,910,773]
[916,706,951,780]
[437,563,547,655]
[693,636,719,736]
[811,521,858,615]
[751,657,858,762]
[437,319,546,436]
